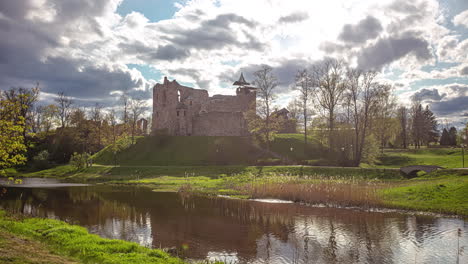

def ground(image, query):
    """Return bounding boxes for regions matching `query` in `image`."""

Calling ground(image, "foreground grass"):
[0,210,188,264]
[0,211,184,264]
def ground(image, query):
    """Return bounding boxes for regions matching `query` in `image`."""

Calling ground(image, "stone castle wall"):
[152,77,255,136]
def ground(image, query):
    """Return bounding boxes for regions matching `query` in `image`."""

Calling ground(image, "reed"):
[237,174,391,208]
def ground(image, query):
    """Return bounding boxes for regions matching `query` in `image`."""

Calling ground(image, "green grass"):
[0,210,187,264]
[375,148,465,168]
[12,164,403,182]
[92,136,266,166]
[380,170,468,215]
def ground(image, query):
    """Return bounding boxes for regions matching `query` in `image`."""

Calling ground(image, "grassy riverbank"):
[375,148,464,168]
[110,169,467,216]
[0,210,192,264]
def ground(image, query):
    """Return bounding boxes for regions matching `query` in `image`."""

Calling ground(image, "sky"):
[0,0,467,126]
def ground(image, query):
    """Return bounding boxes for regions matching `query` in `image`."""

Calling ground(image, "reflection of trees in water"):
[1,187,466,264]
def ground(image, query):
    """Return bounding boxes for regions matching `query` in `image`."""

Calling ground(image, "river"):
[0,178,466,263]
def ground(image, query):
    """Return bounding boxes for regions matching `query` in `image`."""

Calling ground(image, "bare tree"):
[121,90,129,127]
[91,103,103,148]
[311,58,346,149]
[55,92,73,129]
[106,109,118,166]
[345,69,380,165]
[129,98,147,144]
[287,99,301,122]
[397,106,409,149]
[294,69,314,147]
[252,65,278,150]
[374,85,397,152]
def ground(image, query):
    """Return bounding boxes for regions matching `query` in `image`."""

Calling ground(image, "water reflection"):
[0,184,466,263]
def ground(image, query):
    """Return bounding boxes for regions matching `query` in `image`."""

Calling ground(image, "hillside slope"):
[93,136,267,165]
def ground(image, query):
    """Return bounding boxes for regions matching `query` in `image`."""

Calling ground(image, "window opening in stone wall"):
[177,111,179,116]
[177,90,181,102]
[184,111,186,116]
[163,90,167,106]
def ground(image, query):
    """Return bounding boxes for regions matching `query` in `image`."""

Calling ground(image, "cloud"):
[357,33,431,70]
[0,0,146,107]
[461,66,468,75]
[411,88,445,101]
[453,10,468,28]
[405,84,468,118]
[278,12,309,23]
[338,16,382,44]
[430,96,468,116]
[159,13,265,52]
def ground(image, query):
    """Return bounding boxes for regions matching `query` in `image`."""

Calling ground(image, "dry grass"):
[239,175,393,208]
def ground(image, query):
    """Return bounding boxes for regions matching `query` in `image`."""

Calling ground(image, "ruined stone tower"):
[152,74,256,136]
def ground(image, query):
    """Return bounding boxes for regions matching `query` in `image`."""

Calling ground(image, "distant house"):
[271,108,297,133]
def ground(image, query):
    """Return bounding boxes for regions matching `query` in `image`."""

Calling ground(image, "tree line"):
[248,58,467,166]
[0,85,148,173]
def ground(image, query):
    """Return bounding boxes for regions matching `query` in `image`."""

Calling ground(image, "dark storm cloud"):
[0,0,144,106]
[158,13,265,52]
[430,96,468,116]
[278,12,309,23]
[357,33,431,70]
[119,42,191,61]
[338,16,383,44]
[411,88,446,102]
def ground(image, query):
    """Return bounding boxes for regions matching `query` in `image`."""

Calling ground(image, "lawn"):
[375,148,465,168]
[380,170,468,215]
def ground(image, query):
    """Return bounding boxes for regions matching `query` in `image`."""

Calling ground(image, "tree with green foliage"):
[0,91,28,174]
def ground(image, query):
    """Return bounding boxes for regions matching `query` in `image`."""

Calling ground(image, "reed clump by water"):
[236,174,392,208]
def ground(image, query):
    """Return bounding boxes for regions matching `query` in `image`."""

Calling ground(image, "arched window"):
[177,90,181,102]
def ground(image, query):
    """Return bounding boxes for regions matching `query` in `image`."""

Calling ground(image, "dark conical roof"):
[233,72,250,86]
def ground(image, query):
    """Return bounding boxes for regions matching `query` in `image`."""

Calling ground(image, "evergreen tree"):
[440,128,449,146]
[422,105,439,145]
[448,127,458,146]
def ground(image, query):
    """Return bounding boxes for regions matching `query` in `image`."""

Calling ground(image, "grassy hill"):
[92,134,325,166]
[92,135,266,166]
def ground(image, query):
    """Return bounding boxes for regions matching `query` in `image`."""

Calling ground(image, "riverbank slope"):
[0,210,190,264]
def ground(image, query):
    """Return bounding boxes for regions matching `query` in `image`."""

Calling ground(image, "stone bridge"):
[400,165,444,177]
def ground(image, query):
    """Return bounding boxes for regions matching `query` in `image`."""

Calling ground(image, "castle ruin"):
[152,74,256,136]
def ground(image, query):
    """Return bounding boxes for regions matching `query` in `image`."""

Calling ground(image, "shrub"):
[69,152,89,170]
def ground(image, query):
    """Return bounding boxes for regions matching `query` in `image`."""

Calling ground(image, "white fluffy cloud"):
[453,9,468,28]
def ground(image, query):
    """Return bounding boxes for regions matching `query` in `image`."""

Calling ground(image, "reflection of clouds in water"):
[207,251,239,263]
[88,212,153,248]
[1,187,467,264]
